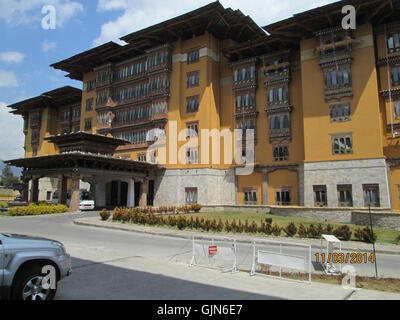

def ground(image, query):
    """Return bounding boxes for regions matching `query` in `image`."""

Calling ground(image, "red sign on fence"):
[209,246,218,256]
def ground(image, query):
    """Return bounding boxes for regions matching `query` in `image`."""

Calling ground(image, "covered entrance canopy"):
[6,132,163,211]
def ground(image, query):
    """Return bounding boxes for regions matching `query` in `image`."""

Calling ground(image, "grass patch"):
[242,267,400,294]
[174,211,400,243]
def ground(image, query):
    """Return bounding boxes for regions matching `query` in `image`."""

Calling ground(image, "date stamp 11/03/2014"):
[315,253,375,265]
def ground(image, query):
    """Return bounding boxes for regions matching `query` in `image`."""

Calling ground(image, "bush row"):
[0,202,8,208]
[8,205,69,216]
[109,208,373,242]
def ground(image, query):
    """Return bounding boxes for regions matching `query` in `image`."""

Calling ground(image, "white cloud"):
[0,102,25,160]
[0,70,18,87]
[43,40,57,52]
[93,0,337,46]
[0,0,83,28]
[0,51,25,64]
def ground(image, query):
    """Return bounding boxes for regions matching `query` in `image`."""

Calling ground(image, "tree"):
[1,165,20,188]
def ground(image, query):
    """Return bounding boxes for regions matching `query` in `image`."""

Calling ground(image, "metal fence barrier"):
[250,238,312,283]
[189,236,238,274]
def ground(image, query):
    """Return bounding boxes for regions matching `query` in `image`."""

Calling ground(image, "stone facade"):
[351,211,400,231]
[303,158,391,208]
[154,168,236,207]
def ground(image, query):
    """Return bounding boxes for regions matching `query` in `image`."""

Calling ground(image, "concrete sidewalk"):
[74,216,400,255]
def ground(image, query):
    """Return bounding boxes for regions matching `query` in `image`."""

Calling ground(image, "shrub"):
[271,223,281,236]
[283,222,297,237]
[99,209,111,221]
[298,223,308,238]
[333,225,352,241]
[217,219,224,232]
[395,235,400,243]
[8,205,69,216]
[324,224,334,234]
[0,202,8,208]
[354,226,377,243]
[307,224,322,238]
[259,221,273,235]
[168,206,176,214]
[188,203,202,212]
[177,216,187,230]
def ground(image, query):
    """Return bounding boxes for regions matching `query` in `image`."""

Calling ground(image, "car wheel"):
[12,264,57,300]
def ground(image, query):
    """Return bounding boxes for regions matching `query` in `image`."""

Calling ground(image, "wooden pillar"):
[30,177,39,203]
[139,179,148,208]
[21,179,29,203]
[69,175,80,212]
[59,175,68,205]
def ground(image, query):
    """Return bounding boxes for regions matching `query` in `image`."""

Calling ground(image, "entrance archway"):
[106,180,128,207]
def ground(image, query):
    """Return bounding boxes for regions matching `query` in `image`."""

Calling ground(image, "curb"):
[73,217,400,255]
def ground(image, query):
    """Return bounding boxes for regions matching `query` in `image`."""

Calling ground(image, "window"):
[275,188,291,206]
[387,33,400,53]
[330,103,351,122]
[31,129,39,143]
[392,66,400,86]
[325,68,351,89]
[32,148,38,157]
[332,134,353,155]
[269,114,289,132]
[186,122,199,138]
[186,96,199,113]
[236,93,255,111]
[233,66,256,83]
[268,87,289,105]
[84,118,92,131]
[313,185,327,207]
[185,188,198,204]
[61,110,70,121]
[85,99,93,112]
[72,108,81,119]
[115,106,151,124]
[46,191,52,201]
[152,101,168,115]
[187,71,199,88]
[237,119,255,131]
[243,188,258,205]
[87,80,95,92]
[96,90,109,105]
[337,185,353,207]
[186,147,198,164]
[137,153,147,162]
[240,146,255,164]
[363,184,380,207]
[187,49,200,64]
[73,125,80,132]
[273,144,289,161]
[395,100,400,120]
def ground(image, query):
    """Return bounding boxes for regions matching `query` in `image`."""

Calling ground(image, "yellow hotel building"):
[6,0,400,211]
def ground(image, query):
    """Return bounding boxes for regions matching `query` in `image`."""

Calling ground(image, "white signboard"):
[258,250,307,272]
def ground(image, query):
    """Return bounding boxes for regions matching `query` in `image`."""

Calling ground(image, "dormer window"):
[388,33,400,53]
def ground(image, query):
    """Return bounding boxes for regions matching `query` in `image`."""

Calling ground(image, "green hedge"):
[8,205,69,216]
[111,208,355,241]
[0,202,8,208]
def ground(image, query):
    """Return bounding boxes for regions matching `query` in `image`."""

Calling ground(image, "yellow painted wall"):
[267,169,298,206]
[301,23,384,163]
[237,172,262,205]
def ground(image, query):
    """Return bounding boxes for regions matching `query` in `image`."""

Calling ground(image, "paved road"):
[1,212,399,300]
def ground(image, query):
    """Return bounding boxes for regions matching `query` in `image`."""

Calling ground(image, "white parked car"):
[51,190,95,211]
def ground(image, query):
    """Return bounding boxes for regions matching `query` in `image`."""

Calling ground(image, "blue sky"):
[0,0,336,161]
